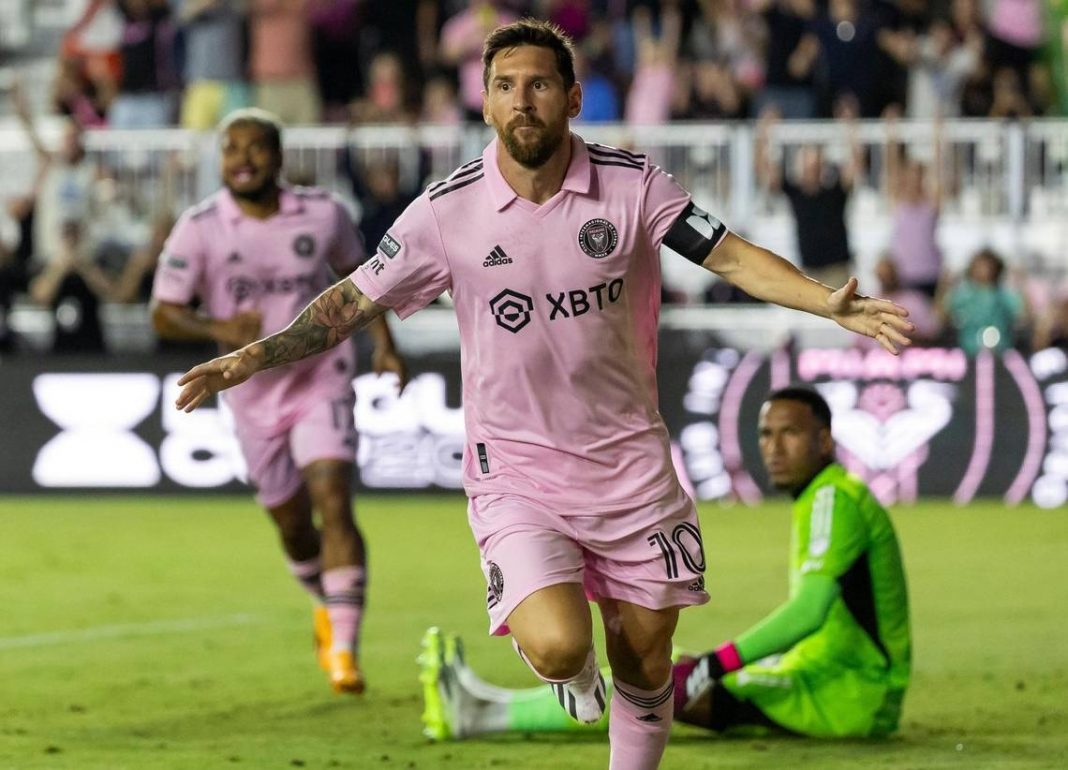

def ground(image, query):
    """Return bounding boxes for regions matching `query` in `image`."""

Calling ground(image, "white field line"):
[0,613,263,650]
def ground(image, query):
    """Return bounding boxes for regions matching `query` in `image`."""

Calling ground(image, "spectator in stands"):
[572,49,620,123]
[11,81,98,270]
[362,0,442,81]
[872,0,931,117]
[59,0,124,97]
[420,72,464,124]
[986,0,1044,96]
[309,0,364,123]
[688,0,764,99]
[28,222,109,354]
[111,0,180,129]
[809,0,882,117]
[350,51,414,124]
[755,107,861,289]
[676,57,748,120]
[943,248,1025,355]
[988,66,1033,119]
[176,0,251,130]
[441,0,519,121]
[905,17,982,119]
[624,4,681,124]
[102,212,175,304]
[750,0,820,119]
[347,155,421,254]
[249,0,321,124]
[886,113,943,298]
[52,55,113,129]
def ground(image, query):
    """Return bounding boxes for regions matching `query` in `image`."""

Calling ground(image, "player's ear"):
[568,82,582,119]
[818,426,834,457]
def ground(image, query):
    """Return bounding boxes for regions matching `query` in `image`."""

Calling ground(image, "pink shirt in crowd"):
[441,7,519,112]
[153,187,365,432]
[625,64,676,124]
[353,135,717,511]
[890,200,942,287]
[250,0,314,81]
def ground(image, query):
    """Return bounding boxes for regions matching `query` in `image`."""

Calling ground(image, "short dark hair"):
[482,19,576,91]
[766,386,832,429]
[971,247,1005,281]
[218,108,283,155]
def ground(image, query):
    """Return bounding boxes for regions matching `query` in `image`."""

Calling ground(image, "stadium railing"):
[1,119,1066,350]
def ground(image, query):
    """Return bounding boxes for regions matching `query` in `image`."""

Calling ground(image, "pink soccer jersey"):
[353,135,728,510]
[153,186,364,433]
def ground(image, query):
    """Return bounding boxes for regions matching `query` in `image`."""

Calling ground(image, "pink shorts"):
[233,392,357,508]
[468,489,710,636]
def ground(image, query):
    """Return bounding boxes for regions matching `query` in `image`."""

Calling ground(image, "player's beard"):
[498,116,565,169]
[226,176,279,204]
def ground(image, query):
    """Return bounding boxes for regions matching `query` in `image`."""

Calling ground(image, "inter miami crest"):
[489,559,504,606]
[488,561,504,604]
[578,218,618,259]
[292,234,316,258]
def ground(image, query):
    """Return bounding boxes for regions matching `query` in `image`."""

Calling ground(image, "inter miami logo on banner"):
[489,289,534,333]
[292,234,316,258]
[578,218,619,259]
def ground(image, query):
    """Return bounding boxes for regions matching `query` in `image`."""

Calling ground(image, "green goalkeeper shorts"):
[717,653,904,738]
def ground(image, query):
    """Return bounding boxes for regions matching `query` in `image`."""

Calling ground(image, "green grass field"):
[1,496,1065,770]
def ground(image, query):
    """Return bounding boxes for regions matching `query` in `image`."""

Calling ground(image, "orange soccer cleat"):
[326,649,366,694]
[313,605,332,671]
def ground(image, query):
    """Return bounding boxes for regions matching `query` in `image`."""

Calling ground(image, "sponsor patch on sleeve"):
[378,233,401,259]
[164,254,188,270]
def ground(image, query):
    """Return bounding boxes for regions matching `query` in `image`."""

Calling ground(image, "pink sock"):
[609,677,674,770]
[322,566,366,654]
[286,556,323,600]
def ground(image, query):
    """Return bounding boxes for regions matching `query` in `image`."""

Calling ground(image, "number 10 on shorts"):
[647,523,706,579]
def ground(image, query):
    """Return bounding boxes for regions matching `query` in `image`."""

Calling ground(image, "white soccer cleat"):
[552,667,607,725]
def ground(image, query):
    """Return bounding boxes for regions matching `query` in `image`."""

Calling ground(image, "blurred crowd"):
[0,0,1066,357]
[31,0,1065,130]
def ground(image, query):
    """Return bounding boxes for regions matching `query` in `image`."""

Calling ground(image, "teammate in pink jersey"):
[173,23,913,768]
[151,109,407,695]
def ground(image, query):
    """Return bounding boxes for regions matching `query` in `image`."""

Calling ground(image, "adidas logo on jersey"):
[483,245,513,267]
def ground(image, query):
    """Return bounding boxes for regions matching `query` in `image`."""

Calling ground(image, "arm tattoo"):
[261,280,370,370]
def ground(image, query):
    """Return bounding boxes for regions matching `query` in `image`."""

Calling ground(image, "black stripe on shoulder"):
[189,201,219,220]
[429,173,484,201]
[590,158,643,171]
[428,159,485,193]
[587,143,646,163]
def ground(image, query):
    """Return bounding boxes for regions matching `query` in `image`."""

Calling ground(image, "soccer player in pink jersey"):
[151,109,407,695]
[173,23,913,768]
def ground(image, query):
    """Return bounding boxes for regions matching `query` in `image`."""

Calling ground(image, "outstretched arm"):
[680,574,839,706]
[702,233,914,353]
[175,278,387,411]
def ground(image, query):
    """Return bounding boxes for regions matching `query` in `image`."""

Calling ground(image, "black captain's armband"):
[663,201,729,264]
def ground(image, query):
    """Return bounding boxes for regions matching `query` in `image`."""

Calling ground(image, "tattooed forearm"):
[260,280,372,370]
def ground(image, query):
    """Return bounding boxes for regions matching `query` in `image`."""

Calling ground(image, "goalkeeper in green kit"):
[420,386,911,740]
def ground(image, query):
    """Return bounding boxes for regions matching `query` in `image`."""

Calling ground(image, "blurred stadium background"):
[0,1,1066,768]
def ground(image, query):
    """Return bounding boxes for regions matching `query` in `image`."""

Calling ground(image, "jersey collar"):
[484,132,592,211]
[218,186,304,222]
[791,462,843,501]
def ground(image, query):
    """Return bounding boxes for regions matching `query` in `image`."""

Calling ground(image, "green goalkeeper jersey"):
[788,464,911,696]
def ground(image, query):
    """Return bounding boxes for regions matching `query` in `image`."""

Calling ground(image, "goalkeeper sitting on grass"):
[421,386,911,739]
